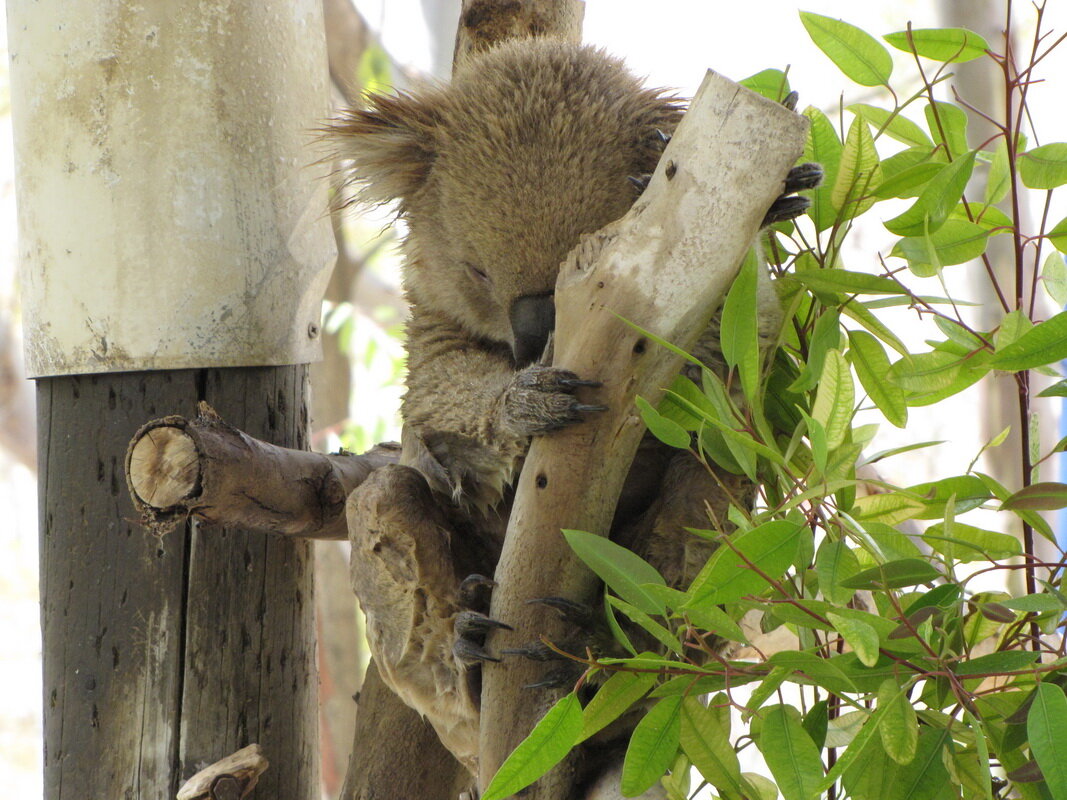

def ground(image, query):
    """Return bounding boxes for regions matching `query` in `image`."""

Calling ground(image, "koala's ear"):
[326,90,444,207]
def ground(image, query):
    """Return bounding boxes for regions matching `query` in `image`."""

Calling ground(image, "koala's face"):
[330,38,683,364]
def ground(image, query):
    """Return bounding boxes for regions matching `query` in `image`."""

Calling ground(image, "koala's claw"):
[763,196,812,226]
[574,403,608,414]
[784,162,824,193]
[558,377,602,389]
[501,365,605,437]
[762,162,823,227]
[453,610,512,667]
[655,128,672,145]
[454,636,501,665]
[524,664,585,691]
[529,596,598,628]
[628,173,652,193]
[502,641,564,662]
[782,90,800,111]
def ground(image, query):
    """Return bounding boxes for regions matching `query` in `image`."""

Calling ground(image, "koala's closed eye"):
[464,262,491,285]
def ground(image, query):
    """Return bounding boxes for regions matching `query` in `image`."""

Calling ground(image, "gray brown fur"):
[330,38,683,509]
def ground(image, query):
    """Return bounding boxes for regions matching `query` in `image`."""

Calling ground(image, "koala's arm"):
[401,307,529,508]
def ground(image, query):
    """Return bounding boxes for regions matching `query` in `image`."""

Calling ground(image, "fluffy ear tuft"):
[325,90,444,209]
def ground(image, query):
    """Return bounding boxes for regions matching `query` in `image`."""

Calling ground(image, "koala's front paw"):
[504,597,607,690]
[500,365,605,437]
[762,162,823,226]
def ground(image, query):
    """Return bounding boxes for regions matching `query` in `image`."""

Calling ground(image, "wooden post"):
[12,0,333,795]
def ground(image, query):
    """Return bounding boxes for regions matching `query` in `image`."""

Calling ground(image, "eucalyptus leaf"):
[800,12,893,86]
[579,670,657,742]
[884,150,977,237]
[1019,143,1067,190]
[680,697,746,796]
[803,106,844,231]
[832,116,882,218]
[563,530,666,615]
[848,329,908,427]
[621,696,682,797]
[757,705,825,800]
[685,521,805,607]
[849,103,932,147]
[884,27,989,62]
[812,348,855,450]
[480,693,583,800]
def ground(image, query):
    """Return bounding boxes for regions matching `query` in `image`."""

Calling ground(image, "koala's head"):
[330,38,683,365]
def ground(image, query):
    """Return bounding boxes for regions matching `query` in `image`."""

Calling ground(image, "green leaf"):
[789,308,841,392]
[791,269,902,295]
[833,117,882,218]
[885,728,952,800]
[720,250,761,403]
[849,104,932,148]
[606,596,684,656]
[907,474,992,518]
[621,696,682,797]
[884,27,990,62]
[924,101,969,159]
[923,521,1022,562]
[816,539,861,604]
[481,692,583,800]
[829,612,881,667]
[1019,143,1067,190]
[995,308,1033,350]
[818,702,892,792]
[985,136,1012,204]
[953,650,1039,676]
[740,68,792,103]
[888,349,988,407]
[757,705,825,800]
[884,150,977,237]
[580,670,657,742]
[680,697,745,796]
[1049,216,1067,254]
[768,650,859,694]
[804,107,844,231]
[635,396,692,449]
[685,521,805,607]
[852,492,926,525]
[812,348,854,450]
[1003,594,1065,614]
[843,301,911,357]
[683,603,748,643]
[952,201,1013,232]
[875,162,945,199]
[892,218,990,276]
[848,330,908,427]
[1042,252,1067,306]
[878,678,918,765]
[800,12,893,86]
[988,305,1067,368]
[563,530,666,615]
[1000,482,1067,511]
[840,558,940,590]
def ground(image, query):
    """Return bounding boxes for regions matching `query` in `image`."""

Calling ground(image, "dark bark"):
[40,367,319,799]
[339,665,470,800]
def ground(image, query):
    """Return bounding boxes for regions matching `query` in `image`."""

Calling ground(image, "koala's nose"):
[510,292,555,367]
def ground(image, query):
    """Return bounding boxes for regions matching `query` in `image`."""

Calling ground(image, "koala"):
[329,36,818,793]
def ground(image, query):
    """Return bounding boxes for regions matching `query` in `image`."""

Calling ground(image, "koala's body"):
[332,37,813,796]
